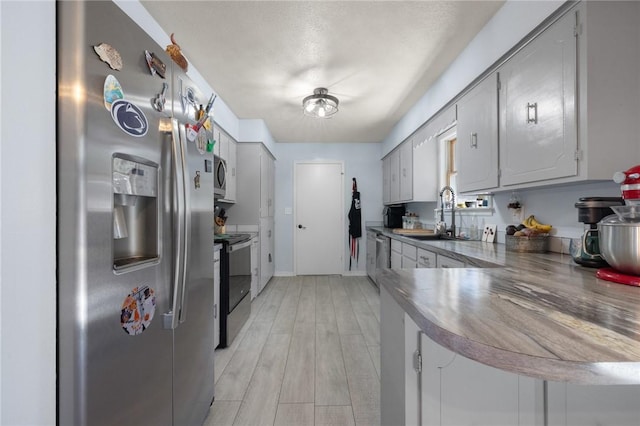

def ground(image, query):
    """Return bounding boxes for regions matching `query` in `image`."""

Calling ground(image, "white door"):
[294,161,344,275]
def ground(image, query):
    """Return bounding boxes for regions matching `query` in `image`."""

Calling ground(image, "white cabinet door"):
[399,141,413,202]
[547,382,640,426]
[391,249,402,269]
[412,136,438,202]
[436,254,465,268]
[383,156,391,205]
[268,156,275,217]
[213,249,220,349]
[380,287,408,426]
[219,131,229,161]
[404,313,421,426]
[259,217,274,290]
[259,147,275,218]
[260,149,270,218]
[421,335,526,426]
[250,236,259,299]
[218,133,236,203]
[402,242,417,269]
[224,138,236,202]
[402,256,417,269]
[499,10,577,186]
[456,73,499,193]
[417,248,436,269]
[213,126,221,157]
[389,149,401,204]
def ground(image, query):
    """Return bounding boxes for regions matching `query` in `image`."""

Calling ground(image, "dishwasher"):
[373,234,391,287]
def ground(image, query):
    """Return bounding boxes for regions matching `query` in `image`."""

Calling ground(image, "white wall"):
[1,1,57,424]
[382,0,564,156]
[273,143,382,275]
[238,119,277,155]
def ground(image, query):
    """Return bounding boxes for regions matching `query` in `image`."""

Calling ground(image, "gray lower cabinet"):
[435,254,465,268]
[259,217,274,292]
[381,295,640,426]
[250,236,259,299]
[402,242,417,269]
[418,319,539,426]
[547,382,640,426]
[391,240,402,269]
[417,248,436,268]
[380,286,406,426]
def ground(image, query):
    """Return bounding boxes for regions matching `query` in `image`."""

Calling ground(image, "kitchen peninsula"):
[375,227,640,425]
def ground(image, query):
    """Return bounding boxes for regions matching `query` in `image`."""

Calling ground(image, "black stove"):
[214,232,253,347]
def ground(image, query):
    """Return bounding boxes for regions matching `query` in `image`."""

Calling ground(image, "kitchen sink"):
[406,234,443,241]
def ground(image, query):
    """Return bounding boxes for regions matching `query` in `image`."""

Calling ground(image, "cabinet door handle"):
[470,132,478,149]
[527,102,538,124]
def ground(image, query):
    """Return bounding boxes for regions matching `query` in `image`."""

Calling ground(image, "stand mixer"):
[596,165,640,286]
[573,197,623,267]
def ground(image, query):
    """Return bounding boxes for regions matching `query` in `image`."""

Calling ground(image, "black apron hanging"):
[348,178,362,270]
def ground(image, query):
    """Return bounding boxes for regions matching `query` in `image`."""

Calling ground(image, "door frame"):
[293,160,345,275]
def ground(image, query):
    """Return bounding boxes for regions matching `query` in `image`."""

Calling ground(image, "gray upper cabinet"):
[382,156,391,204]
[388,149,401,204]
[384,142,414,205]
[399,141,413,202]
[412,126,438,202]
[456,73,499,193]
[218,130,237,203]
[259,148,275,218]
[383,2,640,198]
[498,9,577,186]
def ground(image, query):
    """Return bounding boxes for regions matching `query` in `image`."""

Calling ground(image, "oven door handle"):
[229,239,252,252]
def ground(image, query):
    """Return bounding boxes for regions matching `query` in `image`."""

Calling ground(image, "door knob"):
[298,224,306,229]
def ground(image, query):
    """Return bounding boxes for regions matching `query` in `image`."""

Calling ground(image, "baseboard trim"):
[274,271,368,277]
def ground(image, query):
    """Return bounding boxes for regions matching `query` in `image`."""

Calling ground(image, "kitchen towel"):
[348,178,362,270]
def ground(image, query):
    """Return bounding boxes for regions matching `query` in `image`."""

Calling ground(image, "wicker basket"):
[505,234,549,253]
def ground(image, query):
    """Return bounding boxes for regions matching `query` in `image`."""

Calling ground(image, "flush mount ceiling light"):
[302,87,339,119]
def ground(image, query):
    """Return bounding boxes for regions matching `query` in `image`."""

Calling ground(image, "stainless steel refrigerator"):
[57,2,215,425]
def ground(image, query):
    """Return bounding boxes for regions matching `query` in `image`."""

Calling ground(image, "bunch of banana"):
[523,215,552,233]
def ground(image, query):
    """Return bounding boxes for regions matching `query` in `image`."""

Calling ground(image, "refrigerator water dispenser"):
[112,154,159,270]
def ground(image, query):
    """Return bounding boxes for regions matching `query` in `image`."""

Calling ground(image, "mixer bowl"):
[598,215,640,275]
[610,205,640,222]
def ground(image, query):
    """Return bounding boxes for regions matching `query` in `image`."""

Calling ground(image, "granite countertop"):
[371,226,640,385]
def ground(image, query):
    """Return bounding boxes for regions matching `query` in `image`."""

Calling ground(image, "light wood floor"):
[205,275,381,426]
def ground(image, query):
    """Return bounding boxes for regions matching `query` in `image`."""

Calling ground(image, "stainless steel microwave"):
[214,155,226,199]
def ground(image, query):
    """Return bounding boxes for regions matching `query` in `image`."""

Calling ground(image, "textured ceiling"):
[140,1,504,143]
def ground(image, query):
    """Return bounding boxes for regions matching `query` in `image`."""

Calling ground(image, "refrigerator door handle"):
[163,118,186,330]
[178,122,191,324]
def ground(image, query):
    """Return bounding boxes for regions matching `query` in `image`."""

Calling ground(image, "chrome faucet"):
[439,185,456,238]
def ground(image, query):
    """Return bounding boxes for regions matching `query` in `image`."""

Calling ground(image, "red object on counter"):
[613,164,640,203]
[596,267,640,287]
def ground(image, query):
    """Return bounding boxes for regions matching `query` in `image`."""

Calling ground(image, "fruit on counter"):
[523,215,552,233]
[507,217,552,237]
[514,227,541,237]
